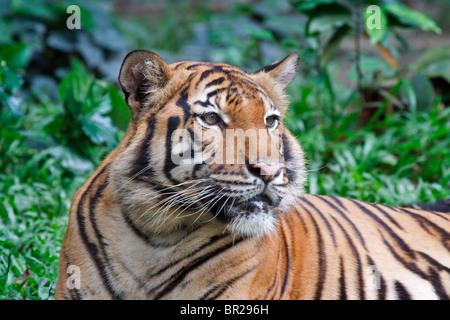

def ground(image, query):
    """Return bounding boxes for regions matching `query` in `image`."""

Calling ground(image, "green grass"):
[0,61,119,299]
[288,104,450,205]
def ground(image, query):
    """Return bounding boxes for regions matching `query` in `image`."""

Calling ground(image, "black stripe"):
[121,207,191,248]
[76,165,121,299]
[194,99,213,108]
[379,232,426,279]
[329,215,365,300]
[205,77,226,88]
[328,195,347,211]
[198,69,214,83]
[294,201,309,234]
[64,253,83,300]
[187,63,211,70]
[227,91,241,106]
[226,70,258,87]
[320,196,368,250]
[88,174,110,258]
[298,202,325,300]
[174,62,187,70]
[426,210,449,221]
[379,273,387,300]
[418,252,450,299]
[398,208,450,250]
[368,202,403,230]
[163,116,181,184]
[348,198,416,259]
[130,116,156,179]
[152,239,243,299]
[211,65,224,73]
[86,173,147,297]
[200,265,257,300]
[263,268,278,299]
[394,281,412,300]
[206,87,227,100]
[383,234,450,299]
[149,234,229,277]
[302,196,337,246]
[366,256,386,300]
[121,207,155,245]
[282,133,295,181]
[338,256,347,300]
[280,229,291,298]
[176,89,191,124]
[263,235,282,299]
[256,59,284,73]
[427,267,450,300]
[419,252,450,274]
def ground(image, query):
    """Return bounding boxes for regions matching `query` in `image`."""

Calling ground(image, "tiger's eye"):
[266,115,277,128]
[204,112,220,125]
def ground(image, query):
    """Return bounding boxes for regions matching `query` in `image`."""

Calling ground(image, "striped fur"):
[55,51,450,300]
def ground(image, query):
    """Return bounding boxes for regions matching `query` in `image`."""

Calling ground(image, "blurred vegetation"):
[1,0,449,299]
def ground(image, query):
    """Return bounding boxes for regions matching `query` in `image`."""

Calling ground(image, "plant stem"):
[354,2,364,106]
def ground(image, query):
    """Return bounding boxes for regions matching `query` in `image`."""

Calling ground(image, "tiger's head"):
[112,50,306,243]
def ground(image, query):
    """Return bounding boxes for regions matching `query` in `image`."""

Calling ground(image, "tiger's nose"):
[246,162,285,182]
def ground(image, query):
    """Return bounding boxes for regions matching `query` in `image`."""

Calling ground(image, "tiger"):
[55,50,450,300]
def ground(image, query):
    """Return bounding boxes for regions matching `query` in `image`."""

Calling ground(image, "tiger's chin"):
[213,194,285,239]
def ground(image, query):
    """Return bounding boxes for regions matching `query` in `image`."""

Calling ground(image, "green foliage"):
[1,64,71,299]
[0,0,129,83]
[287,101,450,205]
[383,3,441,34]
[0,43,127,299]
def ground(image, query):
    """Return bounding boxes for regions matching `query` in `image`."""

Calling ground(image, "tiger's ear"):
[119,50,171,114]
[256,53,299,90]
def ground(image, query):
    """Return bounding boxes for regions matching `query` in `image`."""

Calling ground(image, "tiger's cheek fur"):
[110,110,208,242]
[276,130,307,213]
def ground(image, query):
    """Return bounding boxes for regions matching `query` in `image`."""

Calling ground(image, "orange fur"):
[55,51,450,300]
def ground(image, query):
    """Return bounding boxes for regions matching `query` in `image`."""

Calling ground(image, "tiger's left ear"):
[256,53,299,90]
[119,50,172,115]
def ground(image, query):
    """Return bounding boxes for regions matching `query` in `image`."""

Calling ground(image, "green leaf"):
[409,74,435,112]
[414,45,450,82]
[320,25,350,66]
[0,43,33,70]
[81,113,118,147]
[57,59,92,103]
[384,4,442,34]
[0,63,22,91]
[244,25,275,42]
[43,114,65,135]
[48,146,93,175]
[292,0,339,13]
[307,8,352,34]
[399,79,417,114]
[108,86,131,132]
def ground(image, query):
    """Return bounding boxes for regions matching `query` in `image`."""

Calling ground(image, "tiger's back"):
[55,50,450,300]
[287,195,450,299]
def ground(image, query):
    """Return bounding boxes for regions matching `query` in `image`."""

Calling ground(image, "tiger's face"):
[113,50,306,241]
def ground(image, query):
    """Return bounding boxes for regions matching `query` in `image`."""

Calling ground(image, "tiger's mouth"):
[210,192,276,216]
[234,194,276,211]
[209,190,281,231]
[235,195,276,217]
